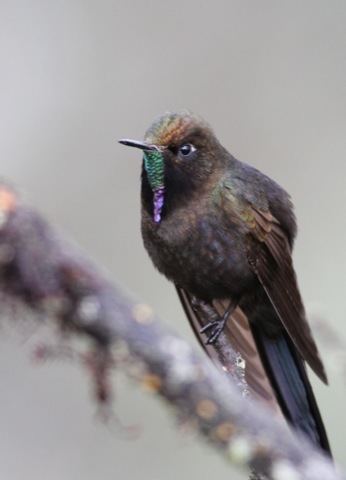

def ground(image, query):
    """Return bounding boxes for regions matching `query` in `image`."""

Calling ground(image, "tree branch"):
[0,184,341,480]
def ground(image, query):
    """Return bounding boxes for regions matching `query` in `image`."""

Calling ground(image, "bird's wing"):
[176,286,284,415]
[243,205,327,384]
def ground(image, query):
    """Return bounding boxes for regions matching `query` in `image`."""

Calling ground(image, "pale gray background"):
[0,1,345,479]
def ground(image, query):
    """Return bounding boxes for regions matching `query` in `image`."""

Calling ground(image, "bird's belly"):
[142,214,256,300]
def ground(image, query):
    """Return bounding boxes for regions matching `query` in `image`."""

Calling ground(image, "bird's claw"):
[200,320,225,344]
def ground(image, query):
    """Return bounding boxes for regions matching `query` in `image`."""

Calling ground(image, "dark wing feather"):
[176,286,284,415]
[248,207,328,384]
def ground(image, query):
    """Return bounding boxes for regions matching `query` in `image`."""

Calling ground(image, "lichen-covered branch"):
[0,184,341,480]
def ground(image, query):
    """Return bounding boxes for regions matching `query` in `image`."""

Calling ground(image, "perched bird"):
[119,112,331,454]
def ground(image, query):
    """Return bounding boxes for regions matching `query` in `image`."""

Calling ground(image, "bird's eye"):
[179,143,196,157]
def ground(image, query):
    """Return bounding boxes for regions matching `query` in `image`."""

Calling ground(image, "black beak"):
[118,139,161,152]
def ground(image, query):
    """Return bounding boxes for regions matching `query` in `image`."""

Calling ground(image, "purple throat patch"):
[153,187,165,223]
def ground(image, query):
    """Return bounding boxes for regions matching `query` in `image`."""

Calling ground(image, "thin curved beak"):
[118,139,161,152]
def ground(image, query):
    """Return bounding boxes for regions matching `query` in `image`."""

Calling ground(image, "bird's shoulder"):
[213,157,297,244]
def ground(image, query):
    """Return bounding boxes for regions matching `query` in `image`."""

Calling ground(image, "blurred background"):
[0,1,345,479]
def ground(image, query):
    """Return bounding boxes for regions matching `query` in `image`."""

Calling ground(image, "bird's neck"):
[141,165,218,223]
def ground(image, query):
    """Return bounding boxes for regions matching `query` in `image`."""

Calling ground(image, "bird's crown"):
[144,111,210,147]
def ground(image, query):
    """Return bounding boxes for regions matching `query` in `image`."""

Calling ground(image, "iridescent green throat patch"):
[143,150,164,190]
[143,150,165,223]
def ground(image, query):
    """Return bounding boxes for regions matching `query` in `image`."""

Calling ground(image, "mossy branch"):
[0,184,341,480]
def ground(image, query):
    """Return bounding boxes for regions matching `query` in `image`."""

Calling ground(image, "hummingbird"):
[119,112,331,455]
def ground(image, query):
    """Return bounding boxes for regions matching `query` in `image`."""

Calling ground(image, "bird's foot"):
[199,299,238,345]
[200,317,227,344]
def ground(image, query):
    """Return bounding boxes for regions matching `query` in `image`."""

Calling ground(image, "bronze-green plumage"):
[119,112,331,456]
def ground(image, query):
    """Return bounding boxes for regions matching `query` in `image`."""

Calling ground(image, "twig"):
[0,184,341,480]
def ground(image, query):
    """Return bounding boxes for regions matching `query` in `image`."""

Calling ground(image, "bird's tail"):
[176,287,331,456]
[251,319,331,455]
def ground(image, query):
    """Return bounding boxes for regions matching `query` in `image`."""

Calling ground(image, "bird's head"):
[119,112,225,223]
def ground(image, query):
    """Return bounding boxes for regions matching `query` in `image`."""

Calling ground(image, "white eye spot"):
[179,143,196,157]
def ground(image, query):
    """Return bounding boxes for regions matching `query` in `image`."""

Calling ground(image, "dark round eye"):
[179,143,196,157]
